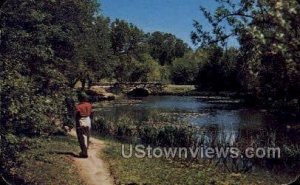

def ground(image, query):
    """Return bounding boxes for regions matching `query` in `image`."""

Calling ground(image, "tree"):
[149,31,190,65]
[191,45,242,91]
[139,54,162,82]
[216,47,243,90]
[109,20,191,83]
[194,45,224,91]
[0,0,101,175]
[170,52,199,85]
[192,0,300,102]
[110,19,152,82]
[110,19,146,57]
[75,15,113,88]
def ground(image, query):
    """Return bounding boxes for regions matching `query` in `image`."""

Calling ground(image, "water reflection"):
[93,96,299,144]
[93,96,299,173]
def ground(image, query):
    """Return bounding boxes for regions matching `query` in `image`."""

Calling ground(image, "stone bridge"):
[114,82,165,95]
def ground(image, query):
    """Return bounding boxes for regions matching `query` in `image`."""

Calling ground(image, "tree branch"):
[217,13,254,24]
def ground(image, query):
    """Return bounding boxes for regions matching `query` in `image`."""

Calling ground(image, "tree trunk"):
[87,77,93,89]
[81,79,86,90]
[70,78,79,89]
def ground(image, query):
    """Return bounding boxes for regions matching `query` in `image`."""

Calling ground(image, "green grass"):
[163,85,196,94]
[102,141,292,185]
[10,136,85,185]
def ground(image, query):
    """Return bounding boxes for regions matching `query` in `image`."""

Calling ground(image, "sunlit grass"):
[163,85,196,94]
[13,136,85,185]
[102,141,291,185]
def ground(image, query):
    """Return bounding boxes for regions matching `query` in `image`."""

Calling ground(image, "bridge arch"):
[127,88,150,97]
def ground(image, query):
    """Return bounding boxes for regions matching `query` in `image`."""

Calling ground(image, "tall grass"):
[92,112,300,173]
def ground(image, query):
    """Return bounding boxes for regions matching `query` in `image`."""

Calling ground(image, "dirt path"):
[70,130,114,185]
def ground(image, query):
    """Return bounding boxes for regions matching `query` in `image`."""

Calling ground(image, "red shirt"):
[76,102,92,117]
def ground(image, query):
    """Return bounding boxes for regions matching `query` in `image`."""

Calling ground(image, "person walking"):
[75,92,92,158]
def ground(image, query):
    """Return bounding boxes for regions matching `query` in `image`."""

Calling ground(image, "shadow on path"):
[49,151,81,158]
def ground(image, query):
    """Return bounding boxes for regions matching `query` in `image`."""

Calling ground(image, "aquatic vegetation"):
[93,111,300,174]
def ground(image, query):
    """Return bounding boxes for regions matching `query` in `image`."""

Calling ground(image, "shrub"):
[92,118,113,136]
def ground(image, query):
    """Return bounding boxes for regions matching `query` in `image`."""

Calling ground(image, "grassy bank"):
[158,85,244,98]
[161,85,196,95]
[158,84,208,96]
[102,141,292,185]
[1,136,85,185]
[93,110,298,185]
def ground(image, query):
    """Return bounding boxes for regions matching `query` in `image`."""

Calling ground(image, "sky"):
[99,0,223,48]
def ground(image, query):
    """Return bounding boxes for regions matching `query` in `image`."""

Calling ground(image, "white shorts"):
[79,117,91,128]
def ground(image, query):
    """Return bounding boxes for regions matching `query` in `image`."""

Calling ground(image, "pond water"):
[94,95,299,143]
[93,95,300,173]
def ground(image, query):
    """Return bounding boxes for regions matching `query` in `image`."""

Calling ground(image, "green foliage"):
[93,115,138,140]
[0,0,103,178]
[0,0,95,132]
[110,20,157,82]
[75,15,113,87]
[159,66,171,83]
[92,117,111,136]
[192,0,300,104]
[111,19,147,57]
[113,55,146,82]
[195,46,242,91]
[148,31,190,65]
[170,52,199,85]
[110,20,190,83]
[139,54,162,82]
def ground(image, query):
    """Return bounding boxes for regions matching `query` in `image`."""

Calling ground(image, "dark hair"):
[78,92,88,102]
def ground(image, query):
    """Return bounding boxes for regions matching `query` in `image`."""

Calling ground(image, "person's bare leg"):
[77,127,88,157]
[87,127,90,149]
[81,126,89,157]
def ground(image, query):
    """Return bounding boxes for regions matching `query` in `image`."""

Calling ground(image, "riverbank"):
[92,95,300,184]
[145,84,243,98]
[88,84,243,97]
[158,85,234,96]
[102,140,294,185]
